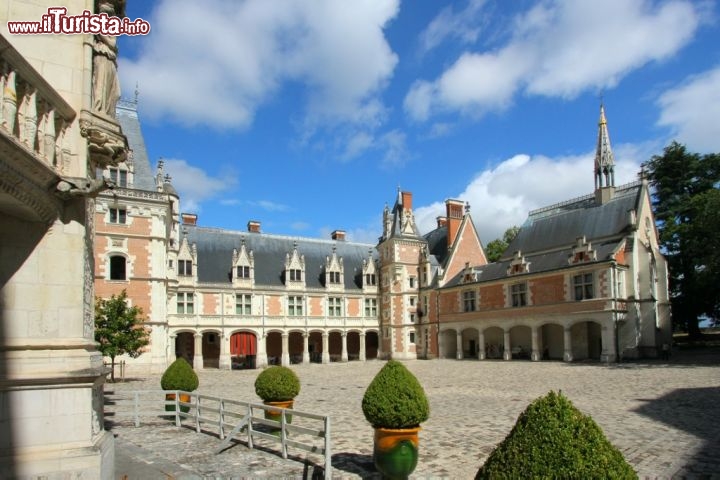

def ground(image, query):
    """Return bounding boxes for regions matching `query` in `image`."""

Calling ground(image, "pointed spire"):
[594,104,615,189]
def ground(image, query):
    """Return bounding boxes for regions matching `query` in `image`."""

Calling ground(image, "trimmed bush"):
[254,366,300,402]
[362,360,430,429]
[160,358,199,392]
[476,391,637,479]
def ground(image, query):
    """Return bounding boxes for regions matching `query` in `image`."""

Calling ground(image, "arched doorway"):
[483,327,504,359]
[347,331,360,360]
[328,331,342,362]
[288,331,304,364]
[266,331,282,365]
[509,325,531,360]
[571,321,602,360]
[202,331,220,368]
[540,323,564,360]
[440,329,457,359]
[230,331,257,369]
[175,332,194,365]
[308,331,323,363]
[365,331,379,360]
[461,327,479,359]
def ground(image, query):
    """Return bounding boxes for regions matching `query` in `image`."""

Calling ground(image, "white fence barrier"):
[104,389,331,479]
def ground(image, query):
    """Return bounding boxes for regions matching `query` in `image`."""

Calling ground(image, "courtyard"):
[108,352,720,478]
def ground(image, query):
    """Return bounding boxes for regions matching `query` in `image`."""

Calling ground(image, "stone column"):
[503,330,511,360]
[302,332,310,364]
[531,327,540,361]
[219,332,232,370]
[359,332,367,361]
[478,330,485,360]
[322,332,330,364]
[600,323,616,363]
[456,331,463,360]
[341,331,348,362]
[564,327,574,362]
[256,332,268,368]
[281,332,290,366]
[168,335,177,364]
[193,333,204,369]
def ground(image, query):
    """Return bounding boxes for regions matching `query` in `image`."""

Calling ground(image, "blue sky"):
[117,0,720,245]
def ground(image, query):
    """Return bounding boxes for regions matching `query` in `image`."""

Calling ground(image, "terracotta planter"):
[165,392,191,413]
[263,399,294,436]
[373,426,421,479]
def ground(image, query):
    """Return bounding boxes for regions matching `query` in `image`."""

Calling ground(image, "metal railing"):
[104,389,331,479]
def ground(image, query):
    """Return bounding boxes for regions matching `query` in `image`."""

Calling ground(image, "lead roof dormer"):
[362,249,378,293]
[232,237,255,287]
[284,241,305,288]
[324,246,344,290]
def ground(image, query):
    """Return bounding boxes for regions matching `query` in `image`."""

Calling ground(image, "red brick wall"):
[530,274,565,305]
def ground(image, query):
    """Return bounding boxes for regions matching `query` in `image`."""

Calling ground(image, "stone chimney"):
[401,191,413,211]
[446,199,464,248]
[247,220,261,233]
[437,216,447,228]
[181,213,197,226]
[331,230,346,241]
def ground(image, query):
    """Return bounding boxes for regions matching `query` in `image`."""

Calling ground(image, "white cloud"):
[121,0,399,130]
[248,200,290,212]
[405,0,700,121]
[413,146,643,244]
[418,0,487,55]
[656,66,720,153]
[162,159,237,213]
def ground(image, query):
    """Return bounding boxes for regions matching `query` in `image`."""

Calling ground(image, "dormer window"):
[365,273,376,286]
[289,269,302,281]
[178,259,192,276]
[232,240,254,285]
[236,265,250,278]
[108,167,128,187]
[284,242,306,287]
[328,271,341,284]
[568,236,597,265]
[507,251,530,276]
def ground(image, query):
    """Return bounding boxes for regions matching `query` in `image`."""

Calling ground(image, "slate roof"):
[116,99,156,191]
[505,181,642,257]
[181,225,377,290]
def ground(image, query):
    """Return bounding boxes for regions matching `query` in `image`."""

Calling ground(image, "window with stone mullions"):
[108,167,127,187]
[328,271,341,284]
[365,273,376,286]
[289,269,302,281]
[236,265,250,279]
[288,296,303,316]
[178,259,192,276]
[463,290,476,312]
[511,282,527,307]
[109,207,126,224]
[574,273,594,300]
[364,298,377,317]
[235,293,251,315]
[177,292,194,314]
[328,297,342,316]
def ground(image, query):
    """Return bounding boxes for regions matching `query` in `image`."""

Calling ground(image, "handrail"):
[104,389,332,479]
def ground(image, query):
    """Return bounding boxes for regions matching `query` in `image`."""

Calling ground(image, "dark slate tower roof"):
[181,225,377,290]
[116,98,156,191]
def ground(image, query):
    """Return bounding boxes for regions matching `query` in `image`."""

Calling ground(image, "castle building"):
[0,1,128,477]
[96,99,670,373]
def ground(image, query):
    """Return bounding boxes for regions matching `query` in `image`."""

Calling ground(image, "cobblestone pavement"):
[109,351,720,479]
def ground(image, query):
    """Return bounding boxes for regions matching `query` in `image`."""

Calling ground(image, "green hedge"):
[362,360,430,429]
[254,366,300,402]
[160,358,199,392]
[476,391,637,479]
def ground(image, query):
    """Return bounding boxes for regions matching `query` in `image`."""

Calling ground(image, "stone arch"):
[201,330,221,369]
[229,331,257,369]
[364,330,379,360]
[328,330,343,362]
[509,325,531,360]
[265,330,283,365]
[346,330,361,361]
[461,327,479,359]
[483,326,504,359]
[174,331,195,365]
[308,330,323,363]
[571,321,603,361]
[288,330,304,364]
[440,329,457,359]
[540,323,564,360]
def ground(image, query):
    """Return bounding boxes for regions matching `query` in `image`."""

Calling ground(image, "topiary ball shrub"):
[362,360,430,429]
[254,366,300,402]
[160,357,199,392]
[475,390,637,479]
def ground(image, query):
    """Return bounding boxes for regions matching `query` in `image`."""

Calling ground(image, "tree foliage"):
[476,391,636,479]
[95,290,150,382]
[485,226,520,262]
[645,142,720,335]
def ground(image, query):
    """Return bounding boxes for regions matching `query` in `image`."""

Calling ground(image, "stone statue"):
[91,1,124,116]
